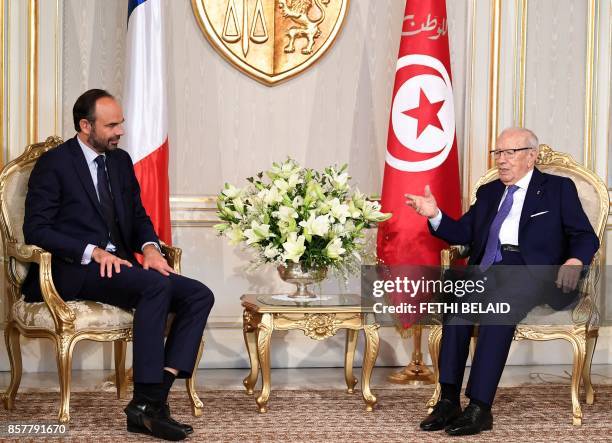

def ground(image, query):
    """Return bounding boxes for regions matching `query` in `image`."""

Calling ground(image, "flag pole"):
[388,325,435,384]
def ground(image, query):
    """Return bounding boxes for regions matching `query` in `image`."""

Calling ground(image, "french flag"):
[123,0,172,244]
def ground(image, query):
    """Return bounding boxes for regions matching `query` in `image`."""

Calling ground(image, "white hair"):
[498,127,539,151]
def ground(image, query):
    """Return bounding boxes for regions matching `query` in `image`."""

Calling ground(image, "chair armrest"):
[160,242,182,274]
[440,245,470,268]
[7,242,76,332]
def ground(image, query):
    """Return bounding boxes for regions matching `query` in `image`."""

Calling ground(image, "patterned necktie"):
[479,185,519,271]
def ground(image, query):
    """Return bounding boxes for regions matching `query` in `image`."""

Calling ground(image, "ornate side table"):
[240,293,380,413]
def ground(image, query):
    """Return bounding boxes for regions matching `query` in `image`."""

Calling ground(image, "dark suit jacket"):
[22,136,159,302]
[429,167,599,266]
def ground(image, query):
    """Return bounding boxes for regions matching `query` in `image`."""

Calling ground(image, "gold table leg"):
[361,315,379,411]
[255,313,273,413]
[388,325,435,385]
[344,329,358,394]
[242,310,260,395]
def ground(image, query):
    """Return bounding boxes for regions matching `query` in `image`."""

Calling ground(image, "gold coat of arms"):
[192,0,349,85]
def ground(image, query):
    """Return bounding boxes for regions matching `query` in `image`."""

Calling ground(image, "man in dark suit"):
[23,89,214,441]
[406,127,599,436]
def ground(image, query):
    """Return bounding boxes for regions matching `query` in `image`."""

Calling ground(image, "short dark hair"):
[72,89,114,132]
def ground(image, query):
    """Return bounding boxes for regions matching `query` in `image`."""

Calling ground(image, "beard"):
[87,128,120,153]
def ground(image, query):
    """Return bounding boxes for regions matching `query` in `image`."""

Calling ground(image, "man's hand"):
[405,185,440,218]
[92,247,133,278]
[142,244,175,277]
[556,258,583,293]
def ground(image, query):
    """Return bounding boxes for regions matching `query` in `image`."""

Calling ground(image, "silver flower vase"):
[277,262,328,298]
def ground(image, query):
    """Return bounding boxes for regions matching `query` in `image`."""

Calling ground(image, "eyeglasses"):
[489,147,533,159]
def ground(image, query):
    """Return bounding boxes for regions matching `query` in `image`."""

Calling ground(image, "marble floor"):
[1,365,611,393]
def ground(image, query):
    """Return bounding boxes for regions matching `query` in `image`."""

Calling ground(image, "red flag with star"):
[377,0,461,267]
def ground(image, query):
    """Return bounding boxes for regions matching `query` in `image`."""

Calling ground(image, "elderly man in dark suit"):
[23,89,214,441]
[406,127,598,436]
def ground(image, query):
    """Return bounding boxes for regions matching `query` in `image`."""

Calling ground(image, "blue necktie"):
[479,185,519,271]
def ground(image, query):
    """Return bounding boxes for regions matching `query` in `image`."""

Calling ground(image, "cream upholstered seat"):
[426,145,609,426]
[1,137,204,422]
[12,297,134,331]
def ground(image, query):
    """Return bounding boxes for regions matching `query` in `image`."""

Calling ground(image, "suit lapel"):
[519,167,546,232]
[69,138,106,221]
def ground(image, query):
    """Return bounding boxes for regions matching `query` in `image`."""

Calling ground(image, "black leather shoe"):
[419,399,462,431]
[162,403,193,435]
[445,403,493,436]
[125,399,188,441]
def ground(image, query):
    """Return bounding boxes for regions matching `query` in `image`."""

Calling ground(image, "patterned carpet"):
[1,385,610,441]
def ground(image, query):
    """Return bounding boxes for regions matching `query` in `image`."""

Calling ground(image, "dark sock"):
[133,382,164,404]
[161,370,177,403]
[469,398,491,411]
[133,370,177,404]
[440,383,460,406]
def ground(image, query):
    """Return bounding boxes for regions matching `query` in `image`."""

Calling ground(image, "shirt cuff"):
[428,210,442,231]
[141,241,162,254]
[81,244,97,265]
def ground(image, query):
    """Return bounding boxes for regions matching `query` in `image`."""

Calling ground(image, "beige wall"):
[0,0,610,372]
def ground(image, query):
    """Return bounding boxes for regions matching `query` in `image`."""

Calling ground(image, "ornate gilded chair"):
[0,137,205,422]
[426,145,609,426]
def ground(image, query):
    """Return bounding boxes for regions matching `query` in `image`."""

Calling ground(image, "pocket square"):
[530,211,549,218]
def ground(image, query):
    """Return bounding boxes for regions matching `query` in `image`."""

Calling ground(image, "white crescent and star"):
[387,54,455,172]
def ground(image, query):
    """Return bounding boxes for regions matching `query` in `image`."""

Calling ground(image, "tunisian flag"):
[123,0,172,244]
[377,0,461,266]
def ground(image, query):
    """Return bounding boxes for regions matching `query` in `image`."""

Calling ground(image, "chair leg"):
[2,322,22,411]
[426,326,443,411]
[55,335,75,423]
[582,331,598,405]
[567,333,587,426]
[114,340,128,399]
[186,338,205,417]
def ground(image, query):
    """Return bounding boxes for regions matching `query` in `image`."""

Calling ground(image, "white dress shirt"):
[429,169,534,247]
[77,136,159,264]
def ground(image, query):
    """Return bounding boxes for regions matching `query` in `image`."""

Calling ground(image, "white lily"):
[273,205,298,222]
[324,237,346,259]
[362,200,392,222]
[287,172,303,188]
[222,183,241,199]
[244,221,274,245]
[329,198,350,224]
[278,218,298,236]
[273,179,290,193]
[352,189,366,209]
[299,213,330,241]
[262,186,283,205]
[233,197,245,215]
[329,168,349,191]
[225,226,245,245]
[267,160,301,180]
[282,232,306,263]
[347,200,361,218]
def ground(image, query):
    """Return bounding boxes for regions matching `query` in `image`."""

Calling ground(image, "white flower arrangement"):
[215,159,391,274]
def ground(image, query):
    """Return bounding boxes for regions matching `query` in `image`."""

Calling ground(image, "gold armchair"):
[426,145,609,426]
[0,137,204,422]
